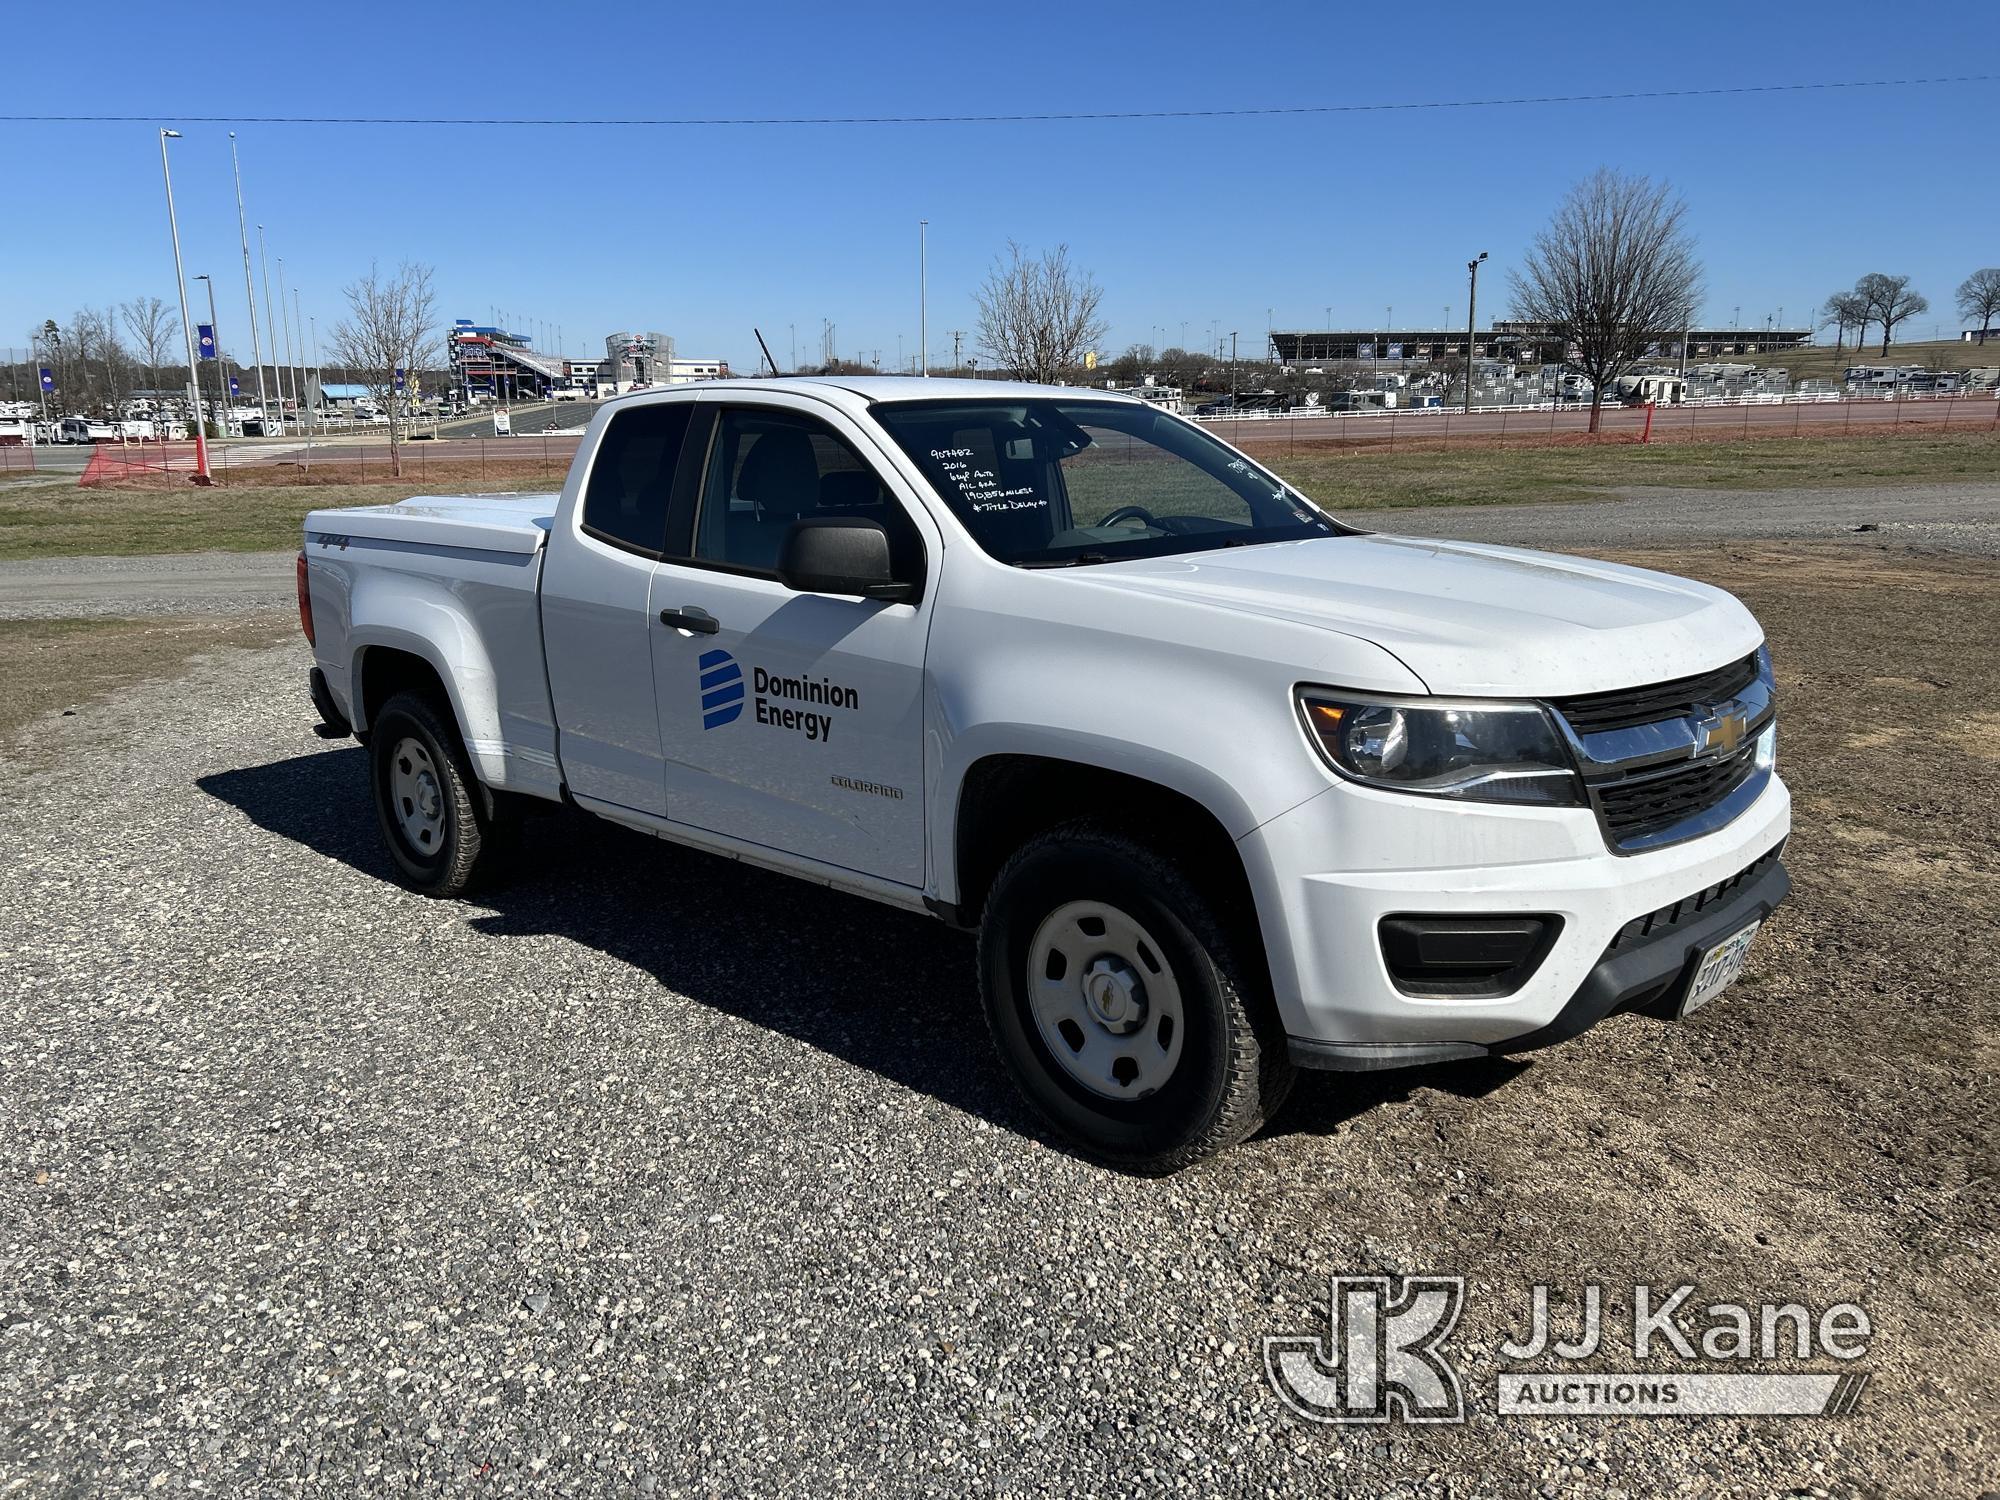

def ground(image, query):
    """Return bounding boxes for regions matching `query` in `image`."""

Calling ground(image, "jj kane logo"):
[1264,1275,1466,1424]
[694,650,859,743]
[1264,1276,1874,1424]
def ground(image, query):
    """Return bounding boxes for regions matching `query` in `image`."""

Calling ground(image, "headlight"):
[1297,692,1584,806]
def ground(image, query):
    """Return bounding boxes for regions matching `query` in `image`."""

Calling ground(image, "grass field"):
[1269,426,2000,510]
[0,425,1994,560]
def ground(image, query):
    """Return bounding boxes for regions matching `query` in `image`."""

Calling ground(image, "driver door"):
[647,396,936,887]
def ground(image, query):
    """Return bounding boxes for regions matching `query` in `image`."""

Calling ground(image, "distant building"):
[667,357,729,383]
[604,331,674,389]
[1270,323,1812,367]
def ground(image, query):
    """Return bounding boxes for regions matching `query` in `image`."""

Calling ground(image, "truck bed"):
[305,491,558,554]
[303,490,565,802]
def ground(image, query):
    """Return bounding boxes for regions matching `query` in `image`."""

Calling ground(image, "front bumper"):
[1238,767,1791,1062]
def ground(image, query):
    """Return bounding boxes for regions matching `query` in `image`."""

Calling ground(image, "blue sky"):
[4,2,1995,373]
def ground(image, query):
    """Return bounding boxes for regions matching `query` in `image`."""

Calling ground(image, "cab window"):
[580,401,695,555]
[687,407,924,585]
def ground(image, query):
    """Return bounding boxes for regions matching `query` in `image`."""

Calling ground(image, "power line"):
[2,75,1990,130]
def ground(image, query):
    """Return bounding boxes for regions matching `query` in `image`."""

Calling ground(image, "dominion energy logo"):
[695,649,858,743]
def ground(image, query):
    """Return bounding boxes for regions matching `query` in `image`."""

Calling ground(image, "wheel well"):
[953,755,1260,939]
[356,646,452,732]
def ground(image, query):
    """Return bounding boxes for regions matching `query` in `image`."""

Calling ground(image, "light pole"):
[294,286,310,433]
[158,129,211,482]
[193,273,225,436]
[276,257,299,430]
[258,227,288,432]
[228,133,269,430]
[919,219,929,377]
[1464,251,1488,414]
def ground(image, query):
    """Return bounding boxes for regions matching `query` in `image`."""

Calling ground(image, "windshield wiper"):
[1019,552,1116,569]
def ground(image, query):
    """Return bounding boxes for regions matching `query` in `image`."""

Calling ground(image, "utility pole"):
[158,129,211,483]
[918,218,929,377]
[258,228,288,433]
[1464,251,1488,414]
[228,134,269,430]
[1229,331,1238,408]
[950,329,963,369]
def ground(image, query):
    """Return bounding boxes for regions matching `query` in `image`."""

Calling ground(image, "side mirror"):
[776,517,912,601]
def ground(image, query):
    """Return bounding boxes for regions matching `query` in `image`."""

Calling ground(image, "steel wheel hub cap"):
[1027,900,1186,1100]
[389,736,447,855]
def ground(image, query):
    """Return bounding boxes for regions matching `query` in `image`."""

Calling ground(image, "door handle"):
[659,607,720,635]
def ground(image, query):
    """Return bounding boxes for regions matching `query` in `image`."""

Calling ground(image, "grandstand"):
[447,322,563,402]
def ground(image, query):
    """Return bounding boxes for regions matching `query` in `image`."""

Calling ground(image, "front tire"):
[978,823,1294,1173]
[369,690,498,897]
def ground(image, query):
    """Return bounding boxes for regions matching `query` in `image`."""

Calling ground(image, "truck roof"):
[603,376,1144,410]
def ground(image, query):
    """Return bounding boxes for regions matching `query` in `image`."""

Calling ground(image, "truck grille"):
[1554,652,1760,735]
[1594,743,1760,844]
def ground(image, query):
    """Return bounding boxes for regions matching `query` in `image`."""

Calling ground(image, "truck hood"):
[1074,533,1763,696]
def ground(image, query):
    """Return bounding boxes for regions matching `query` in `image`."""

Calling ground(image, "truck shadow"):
[197,748,1525,1166]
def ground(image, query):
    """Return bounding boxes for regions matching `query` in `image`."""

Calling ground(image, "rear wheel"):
[978,824,1294,1173]
[368,691,499,897]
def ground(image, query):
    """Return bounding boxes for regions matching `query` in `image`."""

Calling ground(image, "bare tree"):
[1508,169,1702,432]
[120,296,176,394]
[63,308,130,415]
[327,262,439,477]
[1821,291,1868,359]
[1957,268,2000,346]
[1854,273,1928,357]
[975,242,1107,386]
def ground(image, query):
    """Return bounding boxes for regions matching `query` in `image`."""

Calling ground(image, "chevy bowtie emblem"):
[1694,708,1749,756]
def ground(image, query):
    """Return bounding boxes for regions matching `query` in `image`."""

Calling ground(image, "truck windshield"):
[871,398,1349,566]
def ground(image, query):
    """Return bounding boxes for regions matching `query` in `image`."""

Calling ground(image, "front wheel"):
[368,691,502,897]
[978,824,1294,1173]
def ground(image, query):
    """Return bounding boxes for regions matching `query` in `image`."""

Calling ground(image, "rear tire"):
[368,690,499,898]
[978,823,1294,1173]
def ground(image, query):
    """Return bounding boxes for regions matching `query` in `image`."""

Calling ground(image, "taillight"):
[296,551,315,644]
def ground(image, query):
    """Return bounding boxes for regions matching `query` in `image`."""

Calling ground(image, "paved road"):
[0,549,303,620]
[4,479,1993,621]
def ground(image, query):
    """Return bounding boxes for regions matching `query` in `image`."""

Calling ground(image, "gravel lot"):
[1,531,1995,1495]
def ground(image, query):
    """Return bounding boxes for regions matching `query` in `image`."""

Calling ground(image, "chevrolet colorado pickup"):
[299,378,1789,1172]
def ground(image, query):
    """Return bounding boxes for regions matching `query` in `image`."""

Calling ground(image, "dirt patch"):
[0,612,293,752]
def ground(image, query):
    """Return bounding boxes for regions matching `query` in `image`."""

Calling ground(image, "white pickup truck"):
[300,377,1788,1172]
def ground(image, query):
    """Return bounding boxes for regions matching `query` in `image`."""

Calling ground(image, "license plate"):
[1681,920,1762,1017]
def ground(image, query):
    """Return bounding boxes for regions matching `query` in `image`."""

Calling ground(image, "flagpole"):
[228,134,270,431]
[258,227,289,433]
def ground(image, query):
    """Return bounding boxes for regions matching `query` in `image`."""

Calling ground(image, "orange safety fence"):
[77,441,209,487]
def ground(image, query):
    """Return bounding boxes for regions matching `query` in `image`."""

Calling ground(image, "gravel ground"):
[1,545,1995,1498]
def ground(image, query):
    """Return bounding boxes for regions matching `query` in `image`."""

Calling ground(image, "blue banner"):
[228,375,241,396]
[393,368,406,391]
[38,367,54,391]
[197,324,216,360]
